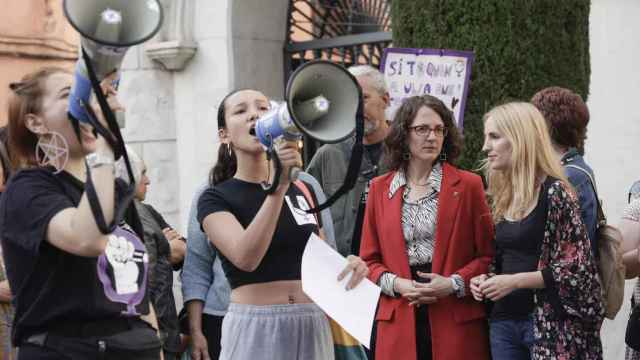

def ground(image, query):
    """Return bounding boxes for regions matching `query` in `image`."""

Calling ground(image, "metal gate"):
[284,0,393,161]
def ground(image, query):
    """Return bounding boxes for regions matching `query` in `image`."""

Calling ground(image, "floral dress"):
[532,180,604,359]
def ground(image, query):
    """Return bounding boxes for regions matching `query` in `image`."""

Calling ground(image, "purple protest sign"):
[380,48,474,130]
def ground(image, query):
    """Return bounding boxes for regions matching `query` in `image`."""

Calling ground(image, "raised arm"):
[202,183,288,272]
[46,136,116,257]
[46,89,123,257]
[201,142,300,272]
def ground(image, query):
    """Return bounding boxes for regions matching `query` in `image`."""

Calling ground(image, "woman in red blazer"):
[360,95,494,360]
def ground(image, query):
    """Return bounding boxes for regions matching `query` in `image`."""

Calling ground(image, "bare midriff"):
[230,280,313,305]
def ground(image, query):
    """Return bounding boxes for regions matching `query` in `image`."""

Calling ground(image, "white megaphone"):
[64,0,163,127]
[254,60,361,193]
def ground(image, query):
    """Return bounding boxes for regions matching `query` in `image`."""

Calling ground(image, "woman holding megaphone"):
[197,89,368,360]
[1,67,162,359]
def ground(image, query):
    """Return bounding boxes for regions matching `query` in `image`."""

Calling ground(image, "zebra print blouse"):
[378,164,465,297]
[395,165,442,266]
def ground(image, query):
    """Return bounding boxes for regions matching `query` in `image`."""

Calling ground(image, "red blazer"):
[360,163,494,360]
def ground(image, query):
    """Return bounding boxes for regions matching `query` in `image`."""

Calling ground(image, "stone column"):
[120,0,290,232]
[170,0,233,230]
[230,0,289,100]
[168,0,289,232]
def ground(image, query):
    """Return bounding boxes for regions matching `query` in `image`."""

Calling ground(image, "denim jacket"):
[561,148,598,257]
[181,182,230,316]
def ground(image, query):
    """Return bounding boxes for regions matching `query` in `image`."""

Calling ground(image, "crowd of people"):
[0,62,637,360]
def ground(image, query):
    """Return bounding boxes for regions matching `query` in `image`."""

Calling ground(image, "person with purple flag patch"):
[0,68,161,360]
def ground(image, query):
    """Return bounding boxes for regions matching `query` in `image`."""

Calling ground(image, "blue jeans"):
[489,317,535,360]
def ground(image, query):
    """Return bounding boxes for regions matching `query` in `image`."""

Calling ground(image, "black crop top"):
[490,178,551,320]
[197,178,321,289]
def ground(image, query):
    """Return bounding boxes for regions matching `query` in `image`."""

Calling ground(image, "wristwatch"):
[86,152,115,169]
[450,275,465,298]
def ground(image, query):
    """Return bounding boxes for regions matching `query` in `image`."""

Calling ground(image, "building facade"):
[1,1,638,358]
[0,0,77,125]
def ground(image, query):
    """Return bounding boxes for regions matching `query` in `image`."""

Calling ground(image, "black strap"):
[564,164,606,225]
[75,47,140,236]
[305,98,365,214]
[261,148,283,195]
[292,180,319,225]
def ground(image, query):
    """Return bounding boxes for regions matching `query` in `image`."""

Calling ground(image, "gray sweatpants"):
[220,303,334,360]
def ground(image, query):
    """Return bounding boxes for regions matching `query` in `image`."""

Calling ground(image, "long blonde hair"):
[482,102,568,221]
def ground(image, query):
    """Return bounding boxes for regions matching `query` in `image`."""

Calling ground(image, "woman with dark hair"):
[197,89,369,360]
[531,87,598,256]
[117,146,187,360]
[0,68,161,359]
[360,95,494,360]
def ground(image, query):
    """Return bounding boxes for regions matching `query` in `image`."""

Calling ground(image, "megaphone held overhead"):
[64,0,163,125]
[61,1,164,236]
[64,0,163,45]
[254,60,363,196]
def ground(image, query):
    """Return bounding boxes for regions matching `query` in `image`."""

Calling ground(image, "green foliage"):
[392,0,591,170]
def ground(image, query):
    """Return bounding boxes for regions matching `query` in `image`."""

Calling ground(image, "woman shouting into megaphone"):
[0,67,163,359]
[197,89,368,360]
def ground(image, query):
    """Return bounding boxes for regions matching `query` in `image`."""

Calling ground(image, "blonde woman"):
[470,102,603,359]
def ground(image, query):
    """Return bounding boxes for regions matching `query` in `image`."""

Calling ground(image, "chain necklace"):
[408,179,430,187]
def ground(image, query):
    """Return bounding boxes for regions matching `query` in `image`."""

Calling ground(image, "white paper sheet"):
[301,233,381,349]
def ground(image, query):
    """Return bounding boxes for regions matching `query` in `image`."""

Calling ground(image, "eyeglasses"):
[408,125,448,138]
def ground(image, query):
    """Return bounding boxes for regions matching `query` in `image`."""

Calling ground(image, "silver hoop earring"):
[439,152,447,162]
[227,143,233,157]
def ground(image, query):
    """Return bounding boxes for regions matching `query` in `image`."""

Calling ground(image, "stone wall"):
[117,0,290,310]
[0,0,77,125]
[119,0,290,235]
[588,0,640,358]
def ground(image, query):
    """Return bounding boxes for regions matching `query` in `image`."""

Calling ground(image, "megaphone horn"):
[286,61,360,144]
[64,0,164,126]
[253,60,362,195]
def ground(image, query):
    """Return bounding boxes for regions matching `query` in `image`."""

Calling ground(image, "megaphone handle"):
[261,148,282,194]
[289,166,301,182]
[79,46,137,234]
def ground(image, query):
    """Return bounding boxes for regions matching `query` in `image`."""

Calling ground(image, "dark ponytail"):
[208,89,247,187]
[210,143,236,186]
